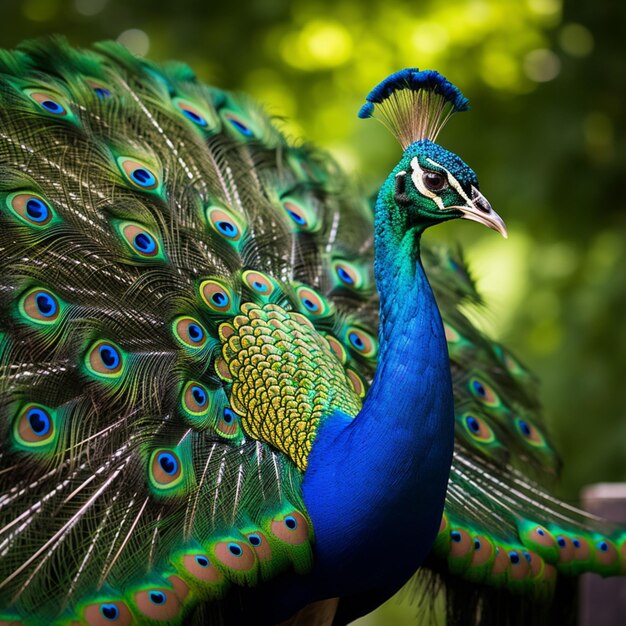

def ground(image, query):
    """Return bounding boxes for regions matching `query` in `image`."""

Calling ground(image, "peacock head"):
[360,69,507,238]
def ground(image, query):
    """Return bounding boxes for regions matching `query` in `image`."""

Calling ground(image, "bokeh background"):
[1,0,625,622]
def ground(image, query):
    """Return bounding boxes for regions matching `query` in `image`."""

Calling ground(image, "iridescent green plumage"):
[0,38,622,626]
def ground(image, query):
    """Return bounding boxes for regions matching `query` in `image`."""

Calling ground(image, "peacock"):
[0,37,623,626]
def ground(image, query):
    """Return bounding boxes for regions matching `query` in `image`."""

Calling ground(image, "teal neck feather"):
[301,166,456,601]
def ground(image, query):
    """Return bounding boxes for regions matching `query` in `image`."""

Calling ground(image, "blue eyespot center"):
[465,415,480,434]
[149,591,166,605]
[131,167,156,188]
[188,323,204,342]
[94,86,112,99]
[572,538,581,548]
[471,379,486,397]
[287,209,306,225]
[217,220,237,236]
[41,99,65,114]
[36,292,57,317]
[228,117,253,137]
[598,541,609,552]
[474,539,481,550]
[518,419,531,437]
[100,604,120,620]
[191,386,207,406]
[450,531,462,543]
[248,534,261,546]
[349,332,364,350]
[523,551,531,562]
[25,198,49,222]
[195,555,209,567]
[337,266,354,284]
[158,452,178,476]
[253,280,268,293]
[223,408,234,424]
[228,542,242,556]
[557,536,566,548]
[133,232,156,254]
[536,527,545,536]
[182,109,207,126]
[99,345,121,369]
[284,515,297,530]
[212,292,227,305]
[509,551,520,564]
[27,408,51,436]
[302,298,318,311]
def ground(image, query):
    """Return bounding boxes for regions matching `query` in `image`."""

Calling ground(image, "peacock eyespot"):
[182,381,210,416]
[422,170,448,192]
[228,542,243,556]
[332,260,363,289]
[271,510,309,545]
[536,527,545,536]
[26,89,69,116]
[117,222,164,260]
[214,540,256,571]
[216,406,239,438]
[514,417,545,446]
[172,316,208,350]
[443,322,461,343]
[284,201,307,226]
[175,99,209,127]
[294,285,329,317]
[86,80,113,99]
[243,270,276,297]
[557,537,566,548]
[7,192,56,227]
[100,604,119,620]
[223,111,254,137]
[248,534,262,546]
[598,541,609,552]
[523,551,531,562]
[117,157,160,191]
[200,279,234,313]
[134,588,180,620]
[468,376,499,407]
[509,551,520,564]
[14,404,55,447]
[450,531,462,543]
[86,340,125,378]
[461,413,495,443]
[206,206,243,241]
[19,287,62,324]
[222,407,234,424]
[150,449,184,489]
[345,327,378,359]
[572,538,581,548]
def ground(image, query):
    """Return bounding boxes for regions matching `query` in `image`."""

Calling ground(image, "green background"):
[2,0,625,622]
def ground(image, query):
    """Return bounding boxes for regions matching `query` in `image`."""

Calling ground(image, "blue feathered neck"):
[300,168,456,602]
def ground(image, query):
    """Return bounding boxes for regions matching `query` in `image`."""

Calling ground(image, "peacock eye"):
[422,170,448,192]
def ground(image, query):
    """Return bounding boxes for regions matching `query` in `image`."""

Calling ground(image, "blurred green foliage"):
[2,0,625,622]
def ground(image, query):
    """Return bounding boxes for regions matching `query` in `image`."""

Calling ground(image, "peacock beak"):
[459,186,508,239]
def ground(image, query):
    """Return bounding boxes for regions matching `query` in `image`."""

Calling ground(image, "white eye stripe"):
[411,156,444,210]
[425,157,473,206]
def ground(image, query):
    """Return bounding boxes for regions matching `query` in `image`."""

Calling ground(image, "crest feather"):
[358,68,469,148]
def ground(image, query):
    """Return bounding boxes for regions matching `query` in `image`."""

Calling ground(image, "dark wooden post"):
[580,483,626,626]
